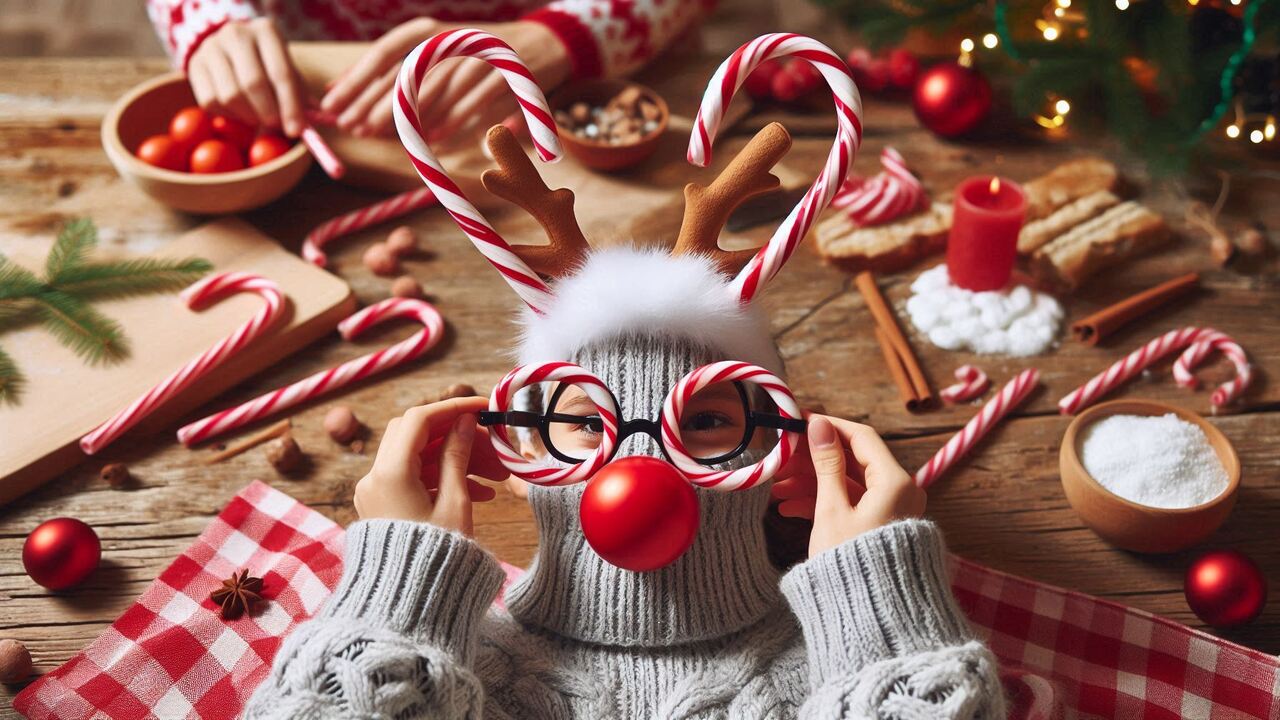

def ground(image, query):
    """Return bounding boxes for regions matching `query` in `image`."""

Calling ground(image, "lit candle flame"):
[989,177,1001,195]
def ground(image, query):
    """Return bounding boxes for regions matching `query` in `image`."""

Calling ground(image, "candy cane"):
[830,147,925,227]
[916,368,1040,488]
[302,187,438,267]
[661,361,803,491]
[689,33,863,305]
[939,364,990,404]
[300,125,346,180]
[1058,327,1250,414]
[80,272,285,455]
[486,362,620,486]
[1172,331,1252,408]
[393,28,559,313]
[177,298,444,445]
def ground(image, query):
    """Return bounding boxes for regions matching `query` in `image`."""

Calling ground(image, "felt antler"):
[673,123,793,274]
[482,125,589,277]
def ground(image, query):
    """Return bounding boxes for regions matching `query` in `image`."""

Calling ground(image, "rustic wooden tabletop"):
[2,20,1278,716]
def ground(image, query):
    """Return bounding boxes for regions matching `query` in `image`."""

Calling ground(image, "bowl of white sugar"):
[1060,400,1240,554]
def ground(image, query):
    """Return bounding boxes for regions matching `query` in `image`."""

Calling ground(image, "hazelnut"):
[266,434,304,474]
[613,86,644,112]
[1234,227,1268,259]
[0,639,32,684]
[1209,234,1235,267]
[432,382,477,403]
[323,406,359,444]
[362,243,399,277]
[390,275,424,299]
[386,226,418,257]
[639,99,662,123]
[100,462,131,488]
[569,102,591,125]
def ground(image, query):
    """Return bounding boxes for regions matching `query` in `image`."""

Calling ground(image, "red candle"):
[946,175,1027,291]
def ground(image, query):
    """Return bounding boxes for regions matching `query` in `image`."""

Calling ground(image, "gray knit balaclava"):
[504,333,783,647]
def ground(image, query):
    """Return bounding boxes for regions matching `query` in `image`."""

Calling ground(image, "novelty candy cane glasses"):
[479,361,805,492]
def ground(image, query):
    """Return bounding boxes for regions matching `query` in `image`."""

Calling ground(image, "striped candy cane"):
[1058,327,1250,414]
[80,272,285,455]
[487,362,620,485]
[830,147,925,227]
[689,33,864,305]
[939,364,991,404]
[661,361,803,491]
[916,368,1040,488]
[393,28,559,313]
[302,187,437,267]
[177,298,444,446]
[1172,330,1252,408]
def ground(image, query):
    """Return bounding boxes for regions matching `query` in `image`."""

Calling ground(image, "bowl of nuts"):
[551,80,669,171]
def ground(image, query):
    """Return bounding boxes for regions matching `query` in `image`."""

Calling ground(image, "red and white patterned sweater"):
[147,0,714,80]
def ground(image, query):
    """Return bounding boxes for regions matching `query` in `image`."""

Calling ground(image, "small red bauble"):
[744,60,783,100]
[912,62,992,138]
[846,48,891,94]
[887,48,920,90]
[579,456,699,572]
[1184,549,1267,628]
[22,518,101,590]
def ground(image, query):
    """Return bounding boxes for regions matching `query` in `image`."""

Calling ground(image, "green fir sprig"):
[0,219,210,406]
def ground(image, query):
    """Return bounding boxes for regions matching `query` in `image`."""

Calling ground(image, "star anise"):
[210,569,264,620]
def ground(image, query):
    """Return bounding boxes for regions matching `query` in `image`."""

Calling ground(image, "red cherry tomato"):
[248,134,291,167]
[189,139,246,174]
[579,456,700,572]
[169,106,214,148]
[210,114,256,150]
[136,134,188,172]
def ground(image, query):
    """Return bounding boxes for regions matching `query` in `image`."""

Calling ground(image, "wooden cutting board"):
[0,219,355,505]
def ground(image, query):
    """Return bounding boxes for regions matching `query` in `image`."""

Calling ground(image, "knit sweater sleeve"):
[779,519,1006,719]
[242,520,505,719]
[146,0,258,69]
[523,0,715,79]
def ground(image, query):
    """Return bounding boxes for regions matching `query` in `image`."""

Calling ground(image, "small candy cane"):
[1058,327,1249,414]
[393,28,560,313]
[661,361,803,491]
[487,362,620,486]
[300,125,346,180]
[688,33,864,305]
[302,187,437,267]
[916,368,1040,488]
[830,147,925,227]
[177,298,444,445]
[940,364,990,404]
[1172,330,1252,408]
[81,272,285,455]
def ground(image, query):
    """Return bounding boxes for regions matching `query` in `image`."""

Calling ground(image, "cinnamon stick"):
[204,419,292,464]
[873,326,922,410]
[855,271,936,410]
[1071,272,1200,346]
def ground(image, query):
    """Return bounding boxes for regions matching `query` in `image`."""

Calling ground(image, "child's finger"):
[467,479,497,502]
[435,414,476,519]
[807,416,851,510]
[777,497,817,519]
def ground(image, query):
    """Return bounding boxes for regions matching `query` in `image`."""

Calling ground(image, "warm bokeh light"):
[1055,99,1071,115]
[961,37,976,53]
[1226,124,1241,139]
[1250,129,1264,144]
[1043,25,1060,40]
[982,33,999,48]
[1266,117,1277,141]
[1115,0,1130,9]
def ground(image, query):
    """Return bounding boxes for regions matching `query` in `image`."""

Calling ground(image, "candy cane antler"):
[177,298,445,446]
[393,29,560,314]
[689,33,864,304]
[80,272,286,455]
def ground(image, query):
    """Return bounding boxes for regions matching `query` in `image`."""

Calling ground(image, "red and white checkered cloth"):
[16,483,1279,720]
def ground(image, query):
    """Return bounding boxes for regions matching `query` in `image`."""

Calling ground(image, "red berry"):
[169,106,213,148]
[211,114,256,150]
[743,60,783,100]
[888,48,920,89]
[845,48,873,72]
[189,139,245,173]
[770,69,805,102]
[136,134,187,172]
[248,134,291,167]
[786,59,822,94]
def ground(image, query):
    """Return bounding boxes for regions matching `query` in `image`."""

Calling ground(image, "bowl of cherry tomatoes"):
[102,72,311,214]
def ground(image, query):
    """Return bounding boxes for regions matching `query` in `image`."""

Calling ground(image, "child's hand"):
[774,414,925,558]
[187,18,306,137]
[353,396,505,535]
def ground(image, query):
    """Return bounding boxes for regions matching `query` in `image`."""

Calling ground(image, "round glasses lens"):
[680,381,752,464]
[546,382,605,462]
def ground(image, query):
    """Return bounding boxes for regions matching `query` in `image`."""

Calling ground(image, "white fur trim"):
[516,246,783,373]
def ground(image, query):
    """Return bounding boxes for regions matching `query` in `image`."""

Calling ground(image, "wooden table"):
[2,39,1278,714]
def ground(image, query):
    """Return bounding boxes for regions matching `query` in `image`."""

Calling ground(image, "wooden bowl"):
[1060,399,1240,554]
[101,72,311,214]
[550,80,669,172]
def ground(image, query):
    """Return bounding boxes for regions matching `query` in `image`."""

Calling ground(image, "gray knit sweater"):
[244,336,1005,719]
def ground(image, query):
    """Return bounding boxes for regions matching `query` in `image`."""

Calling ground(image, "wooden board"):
[0,219,355,504]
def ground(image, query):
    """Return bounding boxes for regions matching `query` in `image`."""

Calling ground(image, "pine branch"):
[34,290,128,364]
[44,218,97,283]
[0,255,44,328]
[53,257,211,299]
[0,344,22,405]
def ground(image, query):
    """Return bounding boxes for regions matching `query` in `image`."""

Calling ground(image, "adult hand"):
[188,18,306,137]
[353,396,506,535]
[773,414,925,558]
[321,19,570,140]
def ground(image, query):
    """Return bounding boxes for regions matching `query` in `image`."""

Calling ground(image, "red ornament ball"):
[23,518,101,590]
[579,456,699,572]
[1185,550,1267,628]
[912,62,992,137]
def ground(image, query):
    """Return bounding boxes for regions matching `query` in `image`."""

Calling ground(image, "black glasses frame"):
[478,380,805,466]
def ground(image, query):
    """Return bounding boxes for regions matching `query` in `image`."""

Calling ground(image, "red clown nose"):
[579,456,700,572]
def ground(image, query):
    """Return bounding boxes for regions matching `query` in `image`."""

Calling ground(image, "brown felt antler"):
[673,122,793,274]
[481,125,589,278]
